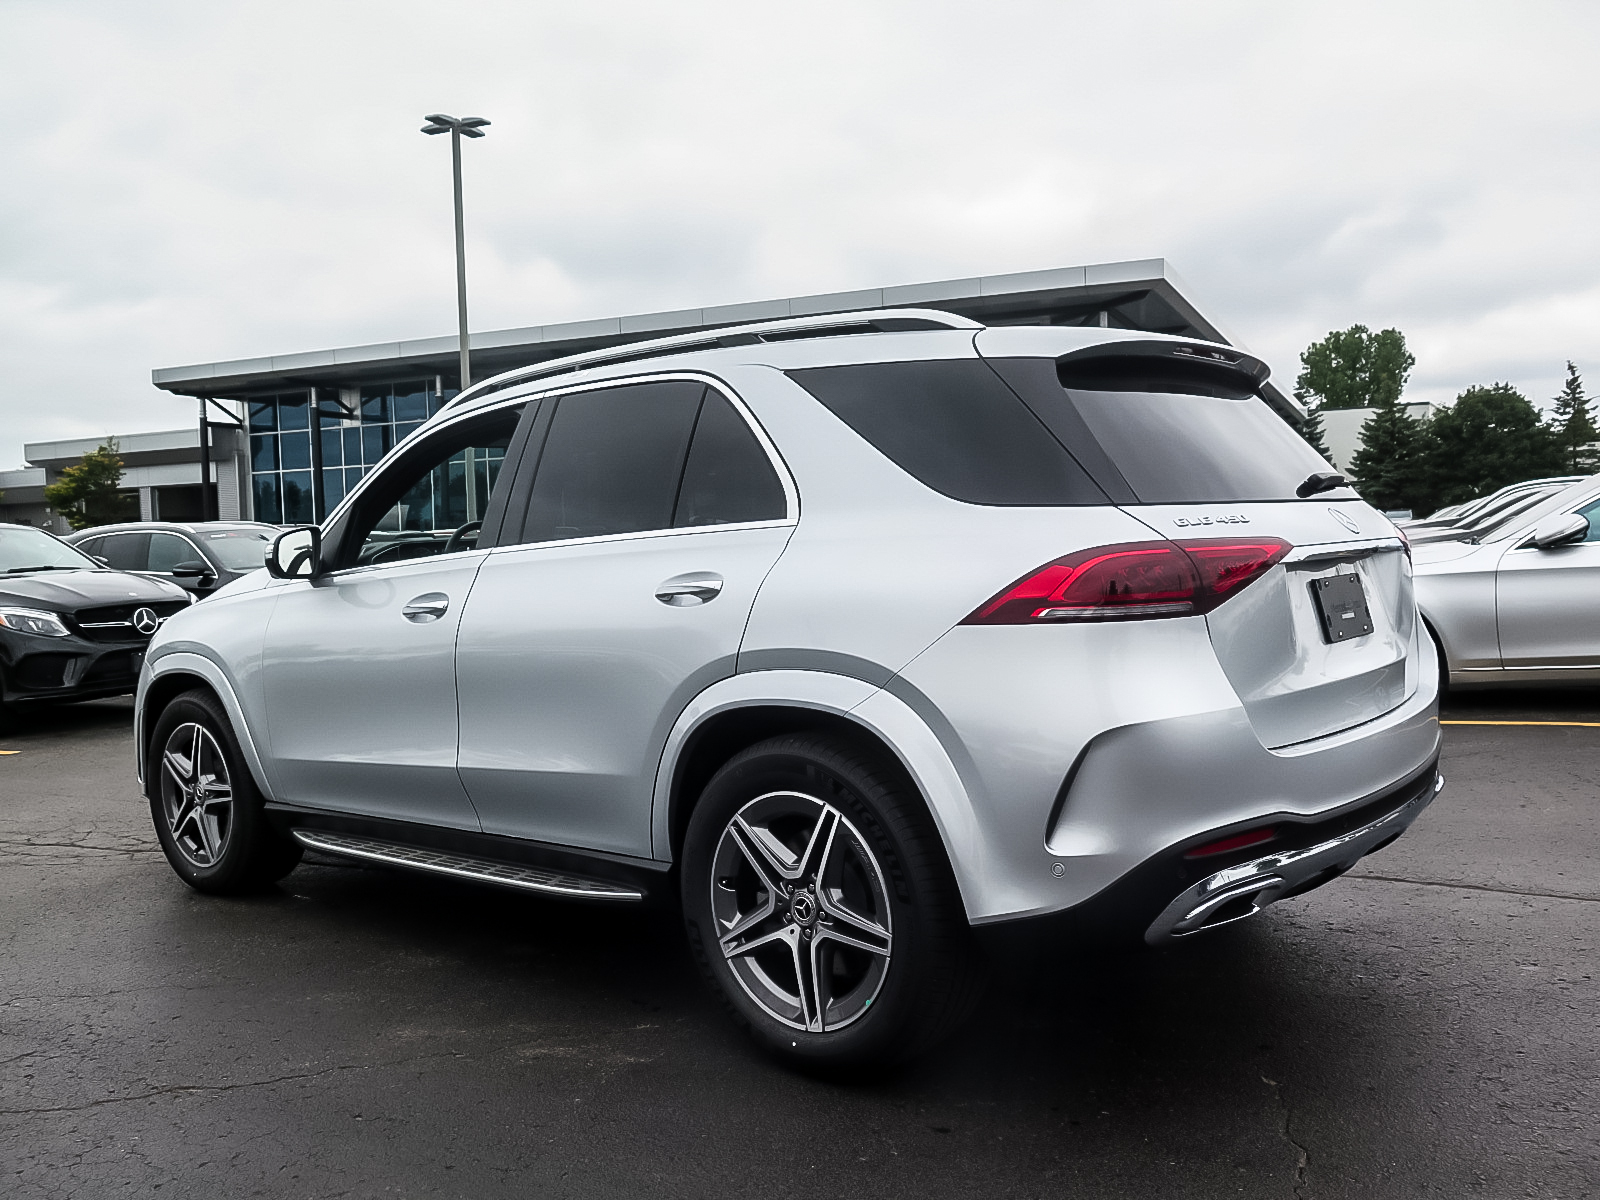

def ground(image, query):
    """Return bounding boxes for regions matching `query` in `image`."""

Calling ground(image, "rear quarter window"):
[786,360,1107,506]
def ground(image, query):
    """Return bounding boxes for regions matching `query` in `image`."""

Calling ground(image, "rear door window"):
[674,392,787,527]
[520,381,704,543]
[786,361,1107,506]
[97,532,150,572]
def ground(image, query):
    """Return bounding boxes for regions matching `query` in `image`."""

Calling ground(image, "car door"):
[145,530,217,596]
[455,377,795,857]
[96,532,149,573]
[259,400,534,829]
[1496,495,1600,674]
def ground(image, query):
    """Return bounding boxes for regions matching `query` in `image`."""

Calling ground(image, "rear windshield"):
[202,529,273,570]
[787,361,1107,505]
[989,357,1346,504]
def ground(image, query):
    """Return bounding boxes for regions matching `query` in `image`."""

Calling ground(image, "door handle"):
[655,573,724,607]
[402,592,450,622]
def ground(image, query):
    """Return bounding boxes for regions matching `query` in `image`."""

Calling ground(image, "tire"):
[147,688,302,893]
[681,733,982,1070]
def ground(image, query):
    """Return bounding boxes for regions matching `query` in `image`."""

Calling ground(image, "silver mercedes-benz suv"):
[136,310,1442,1067]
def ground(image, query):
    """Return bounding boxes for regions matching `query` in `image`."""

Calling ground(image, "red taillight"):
[963,537,1290,625]
[1184,827,1278,859]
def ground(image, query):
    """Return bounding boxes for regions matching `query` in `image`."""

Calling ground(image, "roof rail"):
[444,307,983,411]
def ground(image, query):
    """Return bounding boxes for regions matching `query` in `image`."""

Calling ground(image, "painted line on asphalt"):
[1442,720,1600,727]
[0,750,19,756]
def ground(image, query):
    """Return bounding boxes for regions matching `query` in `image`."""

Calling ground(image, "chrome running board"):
[291,829,645,902]
[1144,772,1444,945]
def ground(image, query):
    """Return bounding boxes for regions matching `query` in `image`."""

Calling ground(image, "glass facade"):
[248,380,456,525]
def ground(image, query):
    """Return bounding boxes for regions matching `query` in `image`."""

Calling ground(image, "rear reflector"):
[1184,827,1279,859]
[963,537,1290,625]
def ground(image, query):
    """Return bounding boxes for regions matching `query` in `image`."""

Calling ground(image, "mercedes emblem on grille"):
[132,607,161,635]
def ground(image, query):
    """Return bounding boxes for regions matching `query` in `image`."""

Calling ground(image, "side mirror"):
[267,526,322,579]
[1530,513,1588,550]
[170,560,212,578]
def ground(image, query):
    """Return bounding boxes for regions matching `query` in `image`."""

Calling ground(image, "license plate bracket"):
[1311,572,1374,643]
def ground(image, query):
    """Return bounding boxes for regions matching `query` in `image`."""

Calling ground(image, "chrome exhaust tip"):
[1144,772,1442,946]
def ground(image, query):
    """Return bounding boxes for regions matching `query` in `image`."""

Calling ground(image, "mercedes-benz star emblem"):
[1329,507,1361,534]
[132,607,161,636]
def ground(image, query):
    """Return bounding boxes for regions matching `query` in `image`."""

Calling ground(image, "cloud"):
[3,0,1600,467]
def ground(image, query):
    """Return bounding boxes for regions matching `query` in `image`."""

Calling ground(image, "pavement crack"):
[1260,1074,1310,1199]
[0,1051,465,1116]
[1348,873,1600,904]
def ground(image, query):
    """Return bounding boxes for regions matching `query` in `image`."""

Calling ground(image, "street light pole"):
[421,113,490,393]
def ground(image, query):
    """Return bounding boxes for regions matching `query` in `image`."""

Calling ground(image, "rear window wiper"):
[1296,472,1348,498]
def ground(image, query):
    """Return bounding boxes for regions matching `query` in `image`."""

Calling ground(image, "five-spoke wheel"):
[159,721,234,867]
[712,791,893,1033]
[683,733,980,1069]
[147,688,302,892]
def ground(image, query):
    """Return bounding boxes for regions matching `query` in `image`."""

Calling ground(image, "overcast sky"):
[4,0,1599,469]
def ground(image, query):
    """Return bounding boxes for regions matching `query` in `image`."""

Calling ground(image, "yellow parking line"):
[0,750,18,756]
[1442,720,1600,727]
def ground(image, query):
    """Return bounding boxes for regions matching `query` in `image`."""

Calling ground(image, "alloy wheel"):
[710,790,893,1033]
[160,722,234,868]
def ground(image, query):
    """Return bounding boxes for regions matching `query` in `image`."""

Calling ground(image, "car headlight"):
[0,607,72,637]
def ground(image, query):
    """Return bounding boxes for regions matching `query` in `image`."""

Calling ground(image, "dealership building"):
[2,259,1299,532]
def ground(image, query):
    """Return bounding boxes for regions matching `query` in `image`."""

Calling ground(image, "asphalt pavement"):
[2,690,1596,1199]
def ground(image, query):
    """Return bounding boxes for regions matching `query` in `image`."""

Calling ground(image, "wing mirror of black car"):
[1529,513,1589,549]
[170,560,213,579]
[266,526,322,580]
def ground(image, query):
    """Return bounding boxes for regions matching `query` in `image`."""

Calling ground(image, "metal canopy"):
[151,259,1300,419]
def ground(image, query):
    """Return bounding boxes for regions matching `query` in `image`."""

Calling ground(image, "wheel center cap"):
[789,890,816,926]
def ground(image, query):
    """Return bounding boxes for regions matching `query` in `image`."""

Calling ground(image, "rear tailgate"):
[1129,502,1414,747]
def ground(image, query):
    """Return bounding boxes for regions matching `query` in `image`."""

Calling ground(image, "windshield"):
[201,529,274,570]
[0,526,99,573]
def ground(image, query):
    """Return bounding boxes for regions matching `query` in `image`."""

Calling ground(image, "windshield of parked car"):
[0,526,100,573]
[201,529,274,570]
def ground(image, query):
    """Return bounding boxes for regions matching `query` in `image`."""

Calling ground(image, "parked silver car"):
[1414,474,1600,688]
[135,310,1442,1066]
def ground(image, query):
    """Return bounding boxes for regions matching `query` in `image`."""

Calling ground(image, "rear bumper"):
[892,618,1441,924]
[1144,767,1442,944]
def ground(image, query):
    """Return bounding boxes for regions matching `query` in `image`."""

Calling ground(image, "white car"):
[136,309,1442,1067]
[1414,474,1600,688]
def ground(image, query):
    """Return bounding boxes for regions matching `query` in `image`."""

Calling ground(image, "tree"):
[1348,397,1427,512]
[42,439,136,530]
[1421,384,1567,511]
[1547,361,1599,474]
[1296,325,1415,410]
[1298,403,1335,462]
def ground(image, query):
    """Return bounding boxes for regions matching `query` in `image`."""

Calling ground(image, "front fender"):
[137,651,276,802]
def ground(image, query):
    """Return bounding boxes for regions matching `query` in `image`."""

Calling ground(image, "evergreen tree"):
[1298,403,1335,462]
[1422,384,1567,511]
[1296,325,1415,410]
[1547,361,1600,474]
[1348,397,1426,512]
[42,439,135,530]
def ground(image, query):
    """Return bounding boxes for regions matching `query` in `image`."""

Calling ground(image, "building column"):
[139,487,154,522]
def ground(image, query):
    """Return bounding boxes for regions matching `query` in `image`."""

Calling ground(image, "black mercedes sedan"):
[0,523,192,712]
[66,521,278,599]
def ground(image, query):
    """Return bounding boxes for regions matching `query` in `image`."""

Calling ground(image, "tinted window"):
[522,382,703,542]
[147,532,199,573]
[202,530,273,570]
[675,393,787,527]
[97,533,150,572]
[786,361,1106,506]
[989,357,1345,505]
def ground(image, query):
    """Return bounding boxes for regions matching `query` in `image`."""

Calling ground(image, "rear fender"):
[651,670,986,918]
